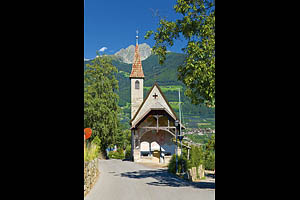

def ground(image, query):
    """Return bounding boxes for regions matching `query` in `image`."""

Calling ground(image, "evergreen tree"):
[84,53,120,154]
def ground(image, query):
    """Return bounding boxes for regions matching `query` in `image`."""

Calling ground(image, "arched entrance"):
[139,130,175,163]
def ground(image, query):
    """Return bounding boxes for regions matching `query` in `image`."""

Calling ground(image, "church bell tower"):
[130,30,144,119]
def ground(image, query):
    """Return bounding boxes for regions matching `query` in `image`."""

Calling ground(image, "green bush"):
[168,154,188,174]
[108,149,125,160]
[167,142,214,176]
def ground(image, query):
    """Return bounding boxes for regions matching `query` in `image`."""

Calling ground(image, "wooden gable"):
[130,82,178,128]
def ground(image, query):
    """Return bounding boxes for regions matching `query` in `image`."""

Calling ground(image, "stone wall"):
[84,158,99,196]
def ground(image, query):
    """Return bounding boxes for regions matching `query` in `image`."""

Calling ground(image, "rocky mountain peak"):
[114,43,152,64]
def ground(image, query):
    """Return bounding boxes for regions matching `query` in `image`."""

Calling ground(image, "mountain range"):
[84,44,215,128]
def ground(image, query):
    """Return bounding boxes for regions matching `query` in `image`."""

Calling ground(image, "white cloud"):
[99,47,108,52]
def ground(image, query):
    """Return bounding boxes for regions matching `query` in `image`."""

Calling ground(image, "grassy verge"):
[84,143,99,162]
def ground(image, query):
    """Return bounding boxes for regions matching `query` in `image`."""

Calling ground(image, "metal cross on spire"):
[136,29,139,44]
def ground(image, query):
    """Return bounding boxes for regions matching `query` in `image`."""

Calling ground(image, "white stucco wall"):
[131,78,144,119]
[140,141,149,151]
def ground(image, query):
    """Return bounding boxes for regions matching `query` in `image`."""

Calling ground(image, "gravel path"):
[85,159,215,200]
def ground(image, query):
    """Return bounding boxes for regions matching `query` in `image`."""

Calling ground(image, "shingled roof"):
[129,42,144,78]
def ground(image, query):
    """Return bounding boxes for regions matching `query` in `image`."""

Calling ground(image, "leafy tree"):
[145,0,215,106]
[114,126,131,150]
[84,53,120,154]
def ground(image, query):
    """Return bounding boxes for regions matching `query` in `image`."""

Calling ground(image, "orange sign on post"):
[84,128,92,139]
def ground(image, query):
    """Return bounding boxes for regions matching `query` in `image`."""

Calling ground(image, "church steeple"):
[130,31,144,119]
[130,30,144,79]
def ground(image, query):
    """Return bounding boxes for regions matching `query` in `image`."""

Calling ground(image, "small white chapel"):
[129,33,184,164]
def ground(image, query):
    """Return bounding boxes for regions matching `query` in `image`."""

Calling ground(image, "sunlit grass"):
[84,143,99,162]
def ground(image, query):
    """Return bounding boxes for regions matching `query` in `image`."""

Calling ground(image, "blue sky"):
[84,0,187,60]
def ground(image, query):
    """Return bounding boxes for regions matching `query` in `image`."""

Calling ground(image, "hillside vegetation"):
[84,52,215,128]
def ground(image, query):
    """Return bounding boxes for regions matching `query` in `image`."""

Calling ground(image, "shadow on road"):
[117,169,215,189]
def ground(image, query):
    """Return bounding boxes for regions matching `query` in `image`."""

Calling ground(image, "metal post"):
[180,139,183,173]
[175,128,178,174]
[178,88,183,173]
[131,130,135,161]
[179,88,182,134]
[156,114,158,133]
[149,142,152,157]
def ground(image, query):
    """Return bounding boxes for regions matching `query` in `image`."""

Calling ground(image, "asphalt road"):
[85,159,215,200]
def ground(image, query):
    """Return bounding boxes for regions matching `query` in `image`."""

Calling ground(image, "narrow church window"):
[135,80,140,89]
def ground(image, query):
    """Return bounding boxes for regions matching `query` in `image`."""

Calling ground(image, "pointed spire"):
[130,30,144,79]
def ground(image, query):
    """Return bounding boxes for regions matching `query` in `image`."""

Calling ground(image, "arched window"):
[135,80,140,89]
